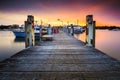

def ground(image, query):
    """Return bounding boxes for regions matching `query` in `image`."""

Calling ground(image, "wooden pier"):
[0,31,120,80]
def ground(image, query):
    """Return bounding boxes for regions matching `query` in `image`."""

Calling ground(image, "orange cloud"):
[0,3,119,27]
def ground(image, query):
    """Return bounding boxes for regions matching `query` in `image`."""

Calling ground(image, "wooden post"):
[39,26,42,42]
[25,15,34,48]
[71,24,74,36]
[48,24,52,35]
[86,15,96,47]
[92,21,96,47]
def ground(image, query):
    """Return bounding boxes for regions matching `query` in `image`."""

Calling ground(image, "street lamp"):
[57,19,63,26]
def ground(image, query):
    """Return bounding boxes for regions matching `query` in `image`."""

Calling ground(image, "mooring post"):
[25,15,35,48]
[67,26,70,35]
[86,15,96,47]
[93,21,96,47]
[39,25,42,42]
[71,24,74,36]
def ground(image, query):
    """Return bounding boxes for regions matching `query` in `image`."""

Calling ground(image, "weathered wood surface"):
[42,35,53,41]
[0,31,120,80]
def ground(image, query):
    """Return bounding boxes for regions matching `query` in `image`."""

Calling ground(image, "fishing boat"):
[13,26,40,38]
[74,26,85,34]
[13,31,25,38]
[67,25,85,34]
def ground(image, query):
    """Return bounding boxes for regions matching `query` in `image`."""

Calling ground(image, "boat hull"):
[13,31,25,38]
[74,29,82,34]
[74,28,85,34]
[13,31,40,38]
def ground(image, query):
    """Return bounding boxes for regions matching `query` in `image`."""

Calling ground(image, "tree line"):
[96,26,120,30]
[0,24,19,29]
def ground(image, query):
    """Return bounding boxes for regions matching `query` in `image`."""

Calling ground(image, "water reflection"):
[96,30,120,60]
[14,37,40,46]
[0,31,25,61]
[0,31,40,61]
[74,30,120,60]
[74,31,86,42]
[14,37,25,42]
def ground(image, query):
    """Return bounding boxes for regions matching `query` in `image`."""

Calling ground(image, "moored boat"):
[13,26,40,38]
[13,31,25,38]
[74,27,85,34]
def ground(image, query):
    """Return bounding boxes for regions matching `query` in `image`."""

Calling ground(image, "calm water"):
[0,30,120,61]
[75,30,120,60]
[0,31,25,61]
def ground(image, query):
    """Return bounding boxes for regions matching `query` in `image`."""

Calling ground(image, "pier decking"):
[0,31,120,80]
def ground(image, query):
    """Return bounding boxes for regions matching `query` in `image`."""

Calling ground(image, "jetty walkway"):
[0,31,120,80]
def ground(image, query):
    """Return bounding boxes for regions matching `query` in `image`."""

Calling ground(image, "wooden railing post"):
[70,24,74,36]
[86,15,96,47]
[39,26,42,42]
[25,15,35,48]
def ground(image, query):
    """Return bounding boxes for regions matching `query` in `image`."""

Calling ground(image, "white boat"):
[74,26,85,34]
[13,26,40,38]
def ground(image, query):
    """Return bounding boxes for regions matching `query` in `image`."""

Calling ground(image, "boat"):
[66,25,85,34]
[67,25,85,34]
[13,31,25,38]
[13,26,40,38]
[74,26,85,34]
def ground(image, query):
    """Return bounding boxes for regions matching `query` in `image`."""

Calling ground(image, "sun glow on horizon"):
[0,10,120,27]
[0,0,120,27]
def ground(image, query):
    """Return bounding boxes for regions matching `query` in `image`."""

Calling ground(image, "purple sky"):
[0,0,120,26]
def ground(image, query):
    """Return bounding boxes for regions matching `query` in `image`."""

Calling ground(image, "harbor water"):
[74,30,120,60]
[0,31,25,61]
[0,30,120,61]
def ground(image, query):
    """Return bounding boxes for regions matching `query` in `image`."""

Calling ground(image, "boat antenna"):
[77,19,79,25]
[40,20,43,26]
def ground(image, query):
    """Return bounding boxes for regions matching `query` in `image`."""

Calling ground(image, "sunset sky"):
[0,0,120,26]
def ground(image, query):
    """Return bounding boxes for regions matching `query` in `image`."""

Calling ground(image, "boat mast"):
[35,21,38,27]
[77,19,79,26]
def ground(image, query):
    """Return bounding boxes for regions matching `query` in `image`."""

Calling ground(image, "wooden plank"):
[0,31,120,80]
[42,35,53,41]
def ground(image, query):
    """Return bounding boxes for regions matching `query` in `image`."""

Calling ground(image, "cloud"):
[0,0,109,10]
[0,0,120,26]
[0,0,120,12]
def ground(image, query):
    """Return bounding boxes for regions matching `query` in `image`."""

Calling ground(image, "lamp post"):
[40,20,43,26]
[67,21,69,26]
[57,19,63,26]
[77,19,79,25]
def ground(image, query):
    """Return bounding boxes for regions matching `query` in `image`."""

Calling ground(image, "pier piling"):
[25,15,35,48]
[86,15,96,47]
